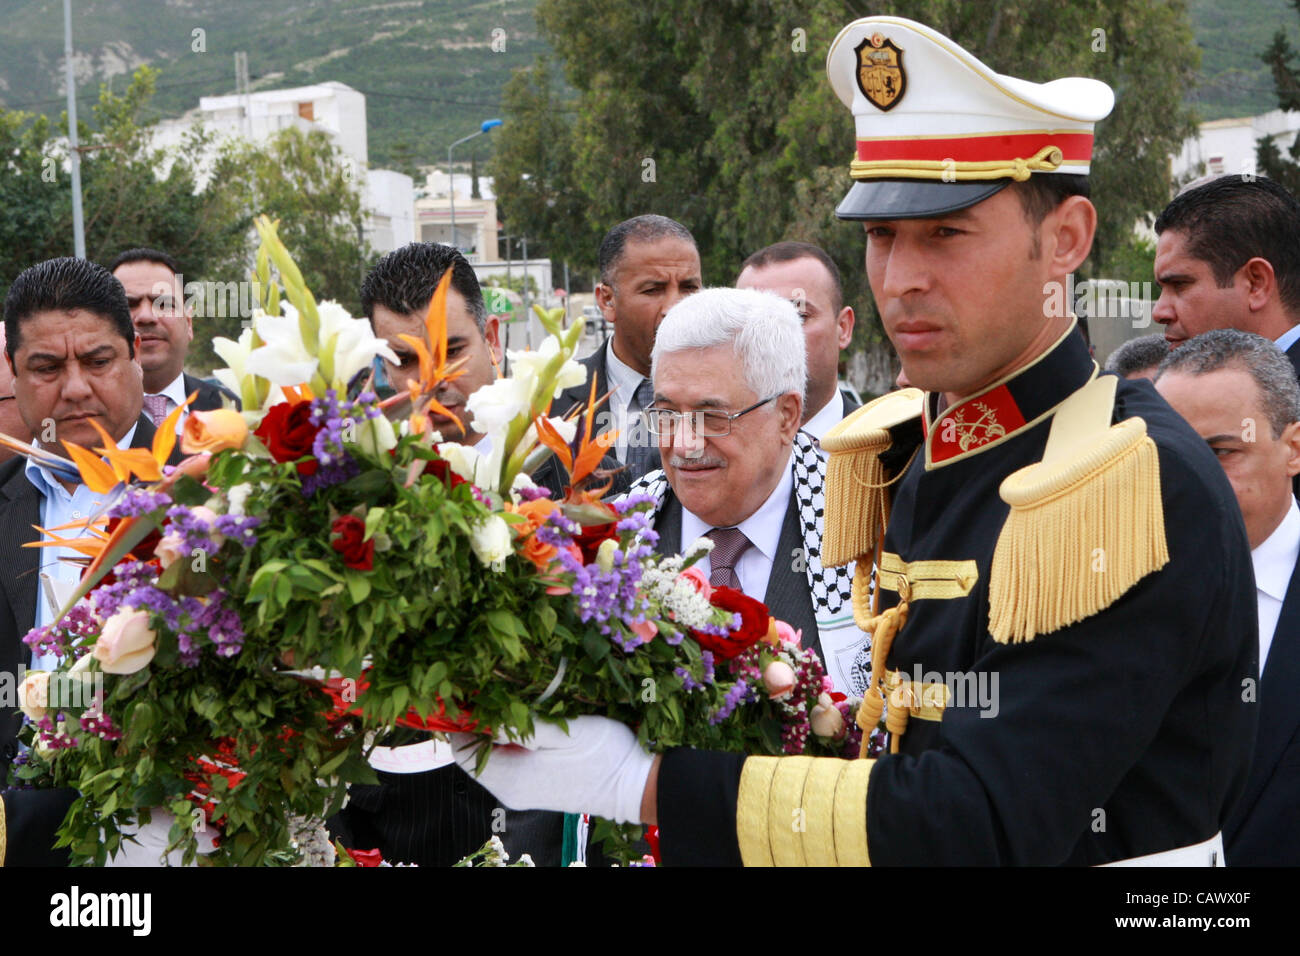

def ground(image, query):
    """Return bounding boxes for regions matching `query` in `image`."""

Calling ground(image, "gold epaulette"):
[989,375,1169,643]
[736,756,875,866]
[821,387,924,568]
[0,791,6,866]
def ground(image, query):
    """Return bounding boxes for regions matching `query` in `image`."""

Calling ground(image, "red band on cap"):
[856,131,1094,165]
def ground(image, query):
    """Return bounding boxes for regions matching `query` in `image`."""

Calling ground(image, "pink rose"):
[762,660,796,700]
[773,619,802,648]
[811,692,846,738]
[678,566,712,600]
[154,531,186,569]
[93,608,157,675]
[630,618,658,643]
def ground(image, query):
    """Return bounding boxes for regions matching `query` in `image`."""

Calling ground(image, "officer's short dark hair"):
[1154,176,1300,318]
[4,257,135,360]
[1013,174,1092,227]
[106,247,181,276]
[598,215,697,287]
[738,241,845,316]
[1104,334,1169,378]
[1154,328,1300,438]
[360,242,487,334]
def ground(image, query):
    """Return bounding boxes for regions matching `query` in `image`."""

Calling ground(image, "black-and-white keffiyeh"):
[623,429,858,622]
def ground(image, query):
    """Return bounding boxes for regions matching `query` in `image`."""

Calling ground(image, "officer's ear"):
[595,283,617,324]
[1041,195,1097,278]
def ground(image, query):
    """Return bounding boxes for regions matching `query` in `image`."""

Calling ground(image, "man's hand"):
[451,715,658,824]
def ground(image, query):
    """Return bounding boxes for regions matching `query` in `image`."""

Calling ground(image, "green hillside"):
[1188,0,1299,119]
[0,0,545,172]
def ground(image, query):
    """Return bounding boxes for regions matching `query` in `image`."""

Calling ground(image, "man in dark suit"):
[553,216,702,493]
[736,242,861,446]
[0,256,163,865]
[625,287,867,693]
[1155,328,1300,864]
[109,248,238,430]
[1153,176,1300,378]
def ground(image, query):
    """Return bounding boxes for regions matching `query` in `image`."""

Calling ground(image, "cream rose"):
[18,670,51,721]
[810,692,846,738]
[93,608,158,675]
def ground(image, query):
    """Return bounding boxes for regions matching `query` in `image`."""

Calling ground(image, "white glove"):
[104,809,219,867]
[451,715,654,824]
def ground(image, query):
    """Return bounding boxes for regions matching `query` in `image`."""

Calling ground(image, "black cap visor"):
[836,178,1012,220]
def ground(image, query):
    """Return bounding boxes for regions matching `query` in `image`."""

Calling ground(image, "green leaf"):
[346,573,371,604]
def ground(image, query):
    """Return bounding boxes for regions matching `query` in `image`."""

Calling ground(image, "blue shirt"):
[24,424,137,671]
[1275,324,1300,356]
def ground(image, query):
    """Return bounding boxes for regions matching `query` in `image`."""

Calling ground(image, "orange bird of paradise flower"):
[533,375,619,500]
[377,270,469,435]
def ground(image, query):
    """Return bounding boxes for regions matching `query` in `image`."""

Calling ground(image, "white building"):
[152,81,414,253]
[1171,108,1300,182]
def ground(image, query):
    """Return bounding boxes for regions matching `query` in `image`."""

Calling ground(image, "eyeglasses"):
[643,394,781,438]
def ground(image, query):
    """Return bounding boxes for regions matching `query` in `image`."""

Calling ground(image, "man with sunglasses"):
[622,287,862,685]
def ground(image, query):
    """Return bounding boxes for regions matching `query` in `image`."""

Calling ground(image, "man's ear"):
[595,283,617,323]
[1043,194,1097,278]
[777,392,802,440]
[483,315,503,365]
[1282,419,1300,479]
[836,305,855,350]
[1239,257,1278,313]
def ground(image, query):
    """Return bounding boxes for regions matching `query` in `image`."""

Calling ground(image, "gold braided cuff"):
[0,793,7,867]
[736,755,876,866]
[737,757,780,866]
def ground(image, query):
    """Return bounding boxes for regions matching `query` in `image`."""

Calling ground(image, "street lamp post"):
[447,118,502,256]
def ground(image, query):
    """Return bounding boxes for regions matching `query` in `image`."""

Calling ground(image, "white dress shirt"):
[802,390,846,451]
[603,342,649,465]
[1274,324,1300,356]
[147,372,190,435]
[1252,497,1300,676]
[679,447,794,602]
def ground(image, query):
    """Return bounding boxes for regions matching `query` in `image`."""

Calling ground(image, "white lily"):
[317,300,398,390]
[246,304,318,387]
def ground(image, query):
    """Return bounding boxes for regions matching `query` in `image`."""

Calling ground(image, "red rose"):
[692,586,771,660]
[254,401,320,476]
[331,515,374,571]
[345,847,384,867]
[572,520,619,564]
[424,457,468,489]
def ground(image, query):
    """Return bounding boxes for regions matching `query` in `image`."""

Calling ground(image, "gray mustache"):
[669,455,726,469]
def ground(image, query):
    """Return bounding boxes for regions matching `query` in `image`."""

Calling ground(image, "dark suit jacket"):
[839,387,862,416]
[652,484,822,661]
[1225,553,1300,865]
[182,373,240,412]
[534,340,633,499]
[1,414,166,866]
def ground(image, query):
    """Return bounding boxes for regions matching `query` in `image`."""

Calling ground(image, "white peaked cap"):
[825,16,1115,219]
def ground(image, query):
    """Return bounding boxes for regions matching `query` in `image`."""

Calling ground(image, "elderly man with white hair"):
[624,287,869,692]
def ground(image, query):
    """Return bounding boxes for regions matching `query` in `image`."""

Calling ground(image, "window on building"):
[298,101,315,121]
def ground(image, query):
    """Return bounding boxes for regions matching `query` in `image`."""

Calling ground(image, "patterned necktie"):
[706,526,751,591]
[624,377,662,479]
[143,393,169,426]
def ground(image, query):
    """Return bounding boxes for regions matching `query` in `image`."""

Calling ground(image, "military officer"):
[453,16,1258,866]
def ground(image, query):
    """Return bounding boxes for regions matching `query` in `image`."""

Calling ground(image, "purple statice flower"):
[22,624,62,658]
[24,601,102,660]
[90,561,159,621]
[556,539,660,649]
[674,666,704,692]
[612,494,657,514]
[517,485,552,502]
[302,389,382,496]
[700,650,715,684]
[106,488,173,519]
[166,504,223,556]
[213,514,262,549]
[709,677,758,725]
[193,590,245,658]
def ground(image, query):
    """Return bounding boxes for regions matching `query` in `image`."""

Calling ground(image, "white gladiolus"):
[244,301,397,391]
[211,327,258,400]
[507,337,586,398]
[246,305,318,386]
[469,515,513,567]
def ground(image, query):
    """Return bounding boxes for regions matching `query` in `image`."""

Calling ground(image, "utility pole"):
[235,52,251,138]
[63,0,85,258]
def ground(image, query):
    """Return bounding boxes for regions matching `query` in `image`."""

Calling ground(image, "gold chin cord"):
[851,483,912,756]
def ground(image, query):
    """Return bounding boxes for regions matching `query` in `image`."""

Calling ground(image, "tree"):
[1258,0,1300,194]
[490,1,1201,390]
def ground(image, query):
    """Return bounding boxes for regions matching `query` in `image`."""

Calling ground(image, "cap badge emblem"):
[855,36,906,111]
